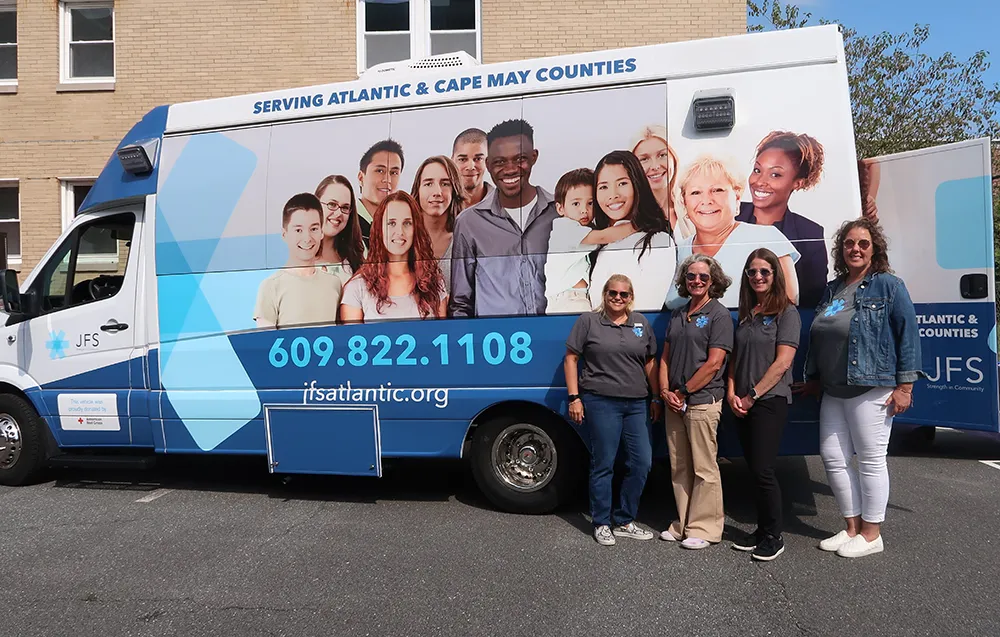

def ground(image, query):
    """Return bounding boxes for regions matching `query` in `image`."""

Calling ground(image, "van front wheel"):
[0,394,46,486]
[470,415,583,514]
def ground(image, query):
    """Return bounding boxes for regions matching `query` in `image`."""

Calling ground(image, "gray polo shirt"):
[566,311,657,399]
[449,186,559,318]
[809,280,869,399]
[664,298,733,405]
[733,304,801,404]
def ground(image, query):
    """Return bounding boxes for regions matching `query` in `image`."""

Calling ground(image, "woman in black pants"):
[726,247,801,561]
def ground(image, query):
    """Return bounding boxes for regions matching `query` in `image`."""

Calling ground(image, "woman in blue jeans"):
[564,274,662,546]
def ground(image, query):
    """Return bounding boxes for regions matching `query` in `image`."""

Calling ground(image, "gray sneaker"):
[612,522,655,541]
[594,525,616,546]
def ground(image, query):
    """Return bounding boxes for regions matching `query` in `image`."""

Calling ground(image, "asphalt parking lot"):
[3,426,1000,637]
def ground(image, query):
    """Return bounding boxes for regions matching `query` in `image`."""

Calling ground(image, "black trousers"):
[735,396,788,538]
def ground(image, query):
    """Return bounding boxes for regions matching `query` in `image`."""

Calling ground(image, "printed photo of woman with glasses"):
[314,174,367,288]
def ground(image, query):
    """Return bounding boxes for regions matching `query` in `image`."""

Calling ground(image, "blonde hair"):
[596,274,635,317]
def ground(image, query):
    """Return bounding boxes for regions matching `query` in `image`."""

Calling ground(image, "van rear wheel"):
[470,413,583,514]
[0,394,46,486]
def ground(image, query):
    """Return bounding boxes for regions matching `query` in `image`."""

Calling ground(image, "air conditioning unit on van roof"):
[363,50,479,77]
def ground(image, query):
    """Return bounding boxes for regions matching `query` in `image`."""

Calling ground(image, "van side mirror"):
[0,269,22,315]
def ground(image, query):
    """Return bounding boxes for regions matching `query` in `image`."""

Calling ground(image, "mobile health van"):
[0,24,995,514]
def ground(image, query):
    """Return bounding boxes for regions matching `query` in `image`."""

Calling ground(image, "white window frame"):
[356,0,481,74]
[60,178,119,269]
[0,0,16,92]
[58,1,116,91]
[0,178,21,266]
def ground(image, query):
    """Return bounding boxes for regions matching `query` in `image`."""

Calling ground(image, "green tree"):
[747,1,1000,159]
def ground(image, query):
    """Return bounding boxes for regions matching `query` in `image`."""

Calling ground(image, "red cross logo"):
[78,418,84,424]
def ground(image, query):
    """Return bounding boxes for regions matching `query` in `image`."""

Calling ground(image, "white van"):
[0,25,995,513]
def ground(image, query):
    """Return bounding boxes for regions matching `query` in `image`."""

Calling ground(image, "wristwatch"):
[677,386,690,398]
[567,394,581,403]
[749,387,760,401]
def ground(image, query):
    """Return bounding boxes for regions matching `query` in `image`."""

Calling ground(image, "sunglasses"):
[607,289,632,300]
[843,238,872,250]
[746,268,773,279]
[686,272,711,283]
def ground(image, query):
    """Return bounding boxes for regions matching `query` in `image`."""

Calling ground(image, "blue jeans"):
[582,393,652,528]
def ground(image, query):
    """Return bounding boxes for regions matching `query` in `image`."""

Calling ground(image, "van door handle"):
[100,320,129,332]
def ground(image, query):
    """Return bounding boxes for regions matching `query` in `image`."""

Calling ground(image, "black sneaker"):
[751,534,785,561]
[731,529,763,552]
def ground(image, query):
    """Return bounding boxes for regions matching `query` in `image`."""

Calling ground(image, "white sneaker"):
[613,522,654,541]
[836,534,884,558]
[818,530,854,552]
[594,525,616,546]
[659,529,679,542]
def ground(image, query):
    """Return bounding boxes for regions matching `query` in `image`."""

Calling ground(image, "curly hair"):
[410,155,468,233]
[674,254,732,300]
[755,131,825,190]
[354,191,444,318]
[831,217,892,278]
[737,248,789,322]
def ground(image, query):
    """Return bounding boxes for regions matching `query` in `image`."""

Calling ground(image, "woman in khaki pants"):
[658,254,733,549]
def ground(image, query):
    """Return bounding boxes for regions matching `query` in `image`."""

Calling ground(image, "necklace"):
[686,296,711,322]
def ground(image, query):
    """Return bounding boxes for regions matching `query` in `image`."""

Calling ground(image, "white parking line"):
[135,489,174,503]
[979,461,1000,472]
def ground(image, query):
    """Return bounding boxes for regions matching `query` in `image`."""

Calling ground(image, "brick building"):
[0,0,745,274]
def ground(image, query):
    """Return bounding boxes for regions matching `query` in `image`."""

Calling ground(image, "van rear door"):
[864,138,999,432]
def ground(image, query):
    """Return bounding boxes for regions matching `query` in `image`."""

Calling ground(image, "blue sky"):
[752,0,1000,90]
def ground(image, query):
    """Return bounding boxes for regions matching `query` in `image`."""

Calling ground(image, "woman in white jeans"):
[802,218,923,559]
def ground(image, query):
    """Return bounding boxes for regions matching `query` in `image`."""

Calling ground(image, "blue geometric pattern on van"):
[154,132,263,451]
[935,176,991,270]
[155,133,259,275]
[45,330,69,360]
[695,315,709,328]
[824,299,845,317]
[990,325,997,355]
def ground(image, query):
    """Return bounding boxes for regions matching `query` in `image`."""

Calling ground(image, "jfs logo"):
[76,333,100,349]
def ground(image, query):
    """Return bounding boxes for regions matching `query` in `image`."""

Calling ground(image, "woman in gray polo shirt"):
[658,254,733,550]
[564,274,662,547]
[727,248,800,561]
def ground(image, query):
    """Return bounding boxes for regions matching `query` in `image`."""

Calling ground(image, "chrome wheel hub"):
[491,423,557,492]
[0,412,22,471]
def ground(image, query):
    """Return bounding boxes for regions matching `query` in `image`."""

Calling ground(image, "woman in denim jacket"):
[802,218,922,559]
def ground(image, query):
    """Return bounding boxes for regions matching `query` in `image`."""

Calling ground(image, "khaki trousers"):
[665,400,724,542]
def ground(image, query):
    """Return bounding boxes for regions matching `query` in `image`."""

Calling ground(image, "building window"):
[358,0,480,73]
[0,2,15,85]
[0,182,20,264]
[60,2,115,83]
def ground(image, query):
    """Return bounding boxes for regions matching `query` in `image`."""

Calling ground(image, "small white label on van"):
[58,394,121,431]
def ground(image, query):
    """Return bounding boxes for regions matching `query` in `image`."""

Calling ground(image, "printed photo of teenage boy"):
[357,139,405,244]
[254,193,343,329]
[451,128,492,209]
[449,119,558,318]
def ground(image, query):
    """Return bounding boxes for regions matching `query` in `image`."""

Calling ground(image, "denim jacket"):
[805,271,924,387]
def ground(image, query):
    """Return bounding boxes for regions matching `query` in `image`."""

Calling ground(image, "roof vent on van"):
[362,50,479,77]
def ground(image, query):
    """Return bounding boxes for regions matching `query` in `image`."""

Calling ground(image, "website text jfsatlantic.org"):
[303,380,449,409]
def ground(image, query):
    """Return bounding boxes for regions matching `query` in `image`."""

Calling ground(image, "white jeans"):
[818,388,895,523]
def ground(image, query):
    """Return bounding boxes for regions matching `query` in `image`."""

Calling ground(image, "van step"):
[47,454,158,470]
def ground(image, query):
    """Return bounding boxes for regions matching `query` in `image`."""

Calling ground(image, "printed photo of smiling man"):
[254,193,344,329]
[357,139,405,245]
[451,128,493,208]
[449,119,559,318]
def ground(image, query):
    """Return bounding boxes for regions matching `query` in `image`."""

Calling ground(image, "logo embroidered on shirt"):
[695,315,709,328]
[633,325,644,338]
[824,298,846,317]
[762,315,775,326]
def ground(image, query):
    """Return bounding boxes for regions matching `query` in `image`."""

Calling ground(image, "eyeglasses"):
[607,289,631,300]
[843,238,871,250]
[323,201,352,216]
[685,272,711,283]
[745,268,773,279]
